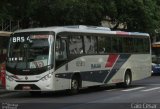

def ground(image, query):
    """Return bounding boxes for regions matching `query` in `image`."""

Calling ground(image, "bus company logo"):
[25,76,28,80]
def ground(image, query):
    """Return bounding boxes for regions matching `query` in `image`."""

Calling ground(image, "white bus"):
[5,25,151,94]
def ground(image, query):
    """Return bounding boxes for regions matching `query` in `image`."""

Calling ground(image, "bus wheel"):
[70,76,80,94]
[125,73,132,86]
[116,71,132,88]
[123,71,132,87]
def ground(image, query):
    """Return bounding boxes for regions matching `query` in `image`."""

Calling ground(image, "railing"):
[0,19,20,32]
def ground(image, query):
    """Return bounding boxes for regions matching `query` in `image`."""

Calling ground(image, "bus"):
[5,25,151,95]
[152,42,160,74]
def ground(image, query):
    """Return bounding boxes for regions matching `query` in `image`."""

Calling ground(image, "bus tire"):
[69,75,81,95]
[123,71,132,87]
[116,70,132,88]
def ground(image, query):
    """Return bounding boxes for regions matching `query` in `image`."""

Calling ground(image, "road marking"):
[149,84,160,85]
[122,87,145,91]
[141,87,160,92]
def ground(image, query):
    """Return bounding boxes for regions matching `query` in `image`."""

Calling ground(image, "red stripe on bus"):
[105,54,119,68]
[116,31,129,35]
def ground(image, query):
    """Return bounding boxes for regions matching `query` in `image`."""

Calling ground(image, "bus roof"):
[14,25,150,37]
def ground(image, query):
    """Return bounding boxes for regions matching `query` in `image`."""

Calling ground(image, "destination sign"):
[12,35,49,43]
[12,36,32,43]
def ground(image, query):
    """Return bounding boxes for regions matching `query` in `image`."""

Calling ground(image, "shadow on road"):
[2,76,159,98]
[9,84,146,98]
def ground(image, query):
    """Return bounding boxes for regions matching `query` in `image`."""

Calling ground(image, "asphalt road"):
[1,76,160,109]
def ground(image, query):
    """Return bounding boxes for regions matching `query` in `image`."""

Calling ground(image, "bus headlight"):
[6,75,14,81]
[40,73,52,81]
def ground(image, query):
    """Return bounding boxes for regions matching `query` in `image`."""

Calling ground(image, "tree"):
[101,0,160,33]
[0,0,160,35]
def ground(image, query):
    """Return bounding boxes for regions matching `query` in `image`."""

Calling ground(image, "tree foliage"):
[0,0,160,34]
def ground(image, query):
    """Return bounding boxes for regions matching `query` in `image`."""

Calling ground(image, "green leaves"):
[0,0,160,34]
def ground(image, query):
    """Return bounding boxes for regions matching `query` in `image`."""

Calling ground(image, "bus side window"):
[69,36,83,55]
[98,36,106,54]
[111,37,118,53]
[55,39,67,60]
[84,36,97,54]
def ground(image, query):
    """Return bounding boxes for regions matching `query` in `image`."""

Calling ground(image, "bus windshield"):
[7,33,53,70]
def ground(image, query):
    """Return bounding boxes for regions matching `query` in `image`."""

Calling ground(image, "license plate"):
[23,86,31,90]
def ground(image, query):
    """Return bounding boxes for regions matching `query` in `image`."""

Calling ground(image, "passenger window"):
[69,36,83,54]
[55,38,67,60]
[84,36,97,54]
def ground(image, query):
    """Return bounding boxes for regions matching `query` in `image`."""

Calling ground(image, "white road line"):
[122,87,145,91]
[141,87,160,92]
[149,84,160,86]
